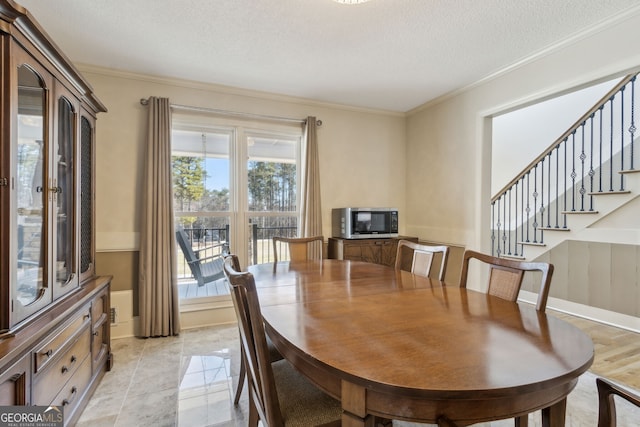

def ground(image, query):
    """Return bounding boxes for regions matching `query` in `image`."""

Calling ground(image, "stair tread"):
[619,169,640,174]
[518,241,546,246]
[500,255,526,260]
[589,190,631,195]
[538,227,571,231]
[561,210,599,214]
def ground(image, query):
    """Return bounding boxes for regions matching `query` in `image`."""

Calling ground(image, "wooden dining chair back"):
[395,240,449,281]
[222,255,341,426]
[272,235,324,262]
[459,250,554,312]
[224,255,284,406]
[597,377,640,427]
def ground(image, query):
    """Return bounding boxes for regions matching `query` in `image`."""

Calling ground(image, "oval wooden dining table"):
[249,259,594,427]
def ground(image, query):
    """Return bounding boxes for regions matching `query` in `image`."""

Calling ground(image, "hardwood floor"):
[553,309,640,390]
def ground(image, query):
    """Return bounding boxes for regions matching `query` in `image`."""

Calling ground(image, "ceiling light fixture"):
[333,0,371,4]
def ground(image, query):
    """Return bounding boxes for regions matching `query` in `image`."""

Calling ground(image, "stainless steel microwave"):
[332,208,399,239]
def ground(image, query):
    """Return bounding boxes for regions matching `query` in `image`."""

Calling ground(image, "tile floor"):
[76,324,248,427]
[76,321,640,427]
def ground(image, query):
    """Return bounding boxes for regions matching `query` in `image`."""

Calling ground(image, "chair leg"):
[248,395,260,427]
[234,348,246,405]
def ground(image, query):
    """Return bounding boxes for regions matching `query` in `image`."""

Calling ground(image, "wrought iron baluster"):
[599,105,604,192]
[609,96,615,192]
[526,172,530,242]
[631,76,636,170]
[563,138,568,228]
[502,191,507,256]
[571,131,577,211]
[540,158,545,244]
[507,188,512,255]
[555,145,560,228]
[521,176,525,245]
[579,123,586,211]
[533,165,538,243]
[588,114,595,211]
[496,197,502,256]
[514,181,519,257]
[620,86,625,190]
[547,152,552,227]
[491,201,496,256]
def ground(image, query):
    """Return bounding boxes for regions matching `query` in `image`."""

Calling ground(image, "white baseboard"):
[519,290,640,333]
[110,290,135,339]
[109,290,238,340]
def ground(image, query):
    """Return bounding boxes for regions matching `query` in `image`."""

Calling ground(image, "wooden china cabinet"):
[0,1,112,424]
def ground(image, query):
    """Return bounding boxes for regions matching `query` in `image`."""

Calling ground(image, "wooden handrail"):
[492,73,637,203]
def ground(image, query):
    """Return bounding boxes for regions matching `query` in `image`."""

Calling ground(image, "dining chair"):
[222,255,342,426]
[395,240,449,281]
[459,250,553,427]
[223,255,284,406]
[458,250,554,312]
[597,377,640,427]
[272,235,324,262]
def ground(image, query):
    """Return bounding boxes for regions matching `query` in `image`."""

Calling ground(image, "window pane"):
[247,135,297,212]
[172,129,230,212]
[172,127,231,301]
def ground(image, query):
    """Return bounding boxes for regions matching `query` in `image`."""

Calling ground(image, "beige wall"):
[82,9,640,328]
[405,11,640,253]
[83,68,406,295]
[528,240,640,317]
[403,10,640,327]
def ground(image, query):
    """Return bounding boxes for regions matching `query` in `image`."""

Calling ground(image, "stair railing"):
[491,73,638,258]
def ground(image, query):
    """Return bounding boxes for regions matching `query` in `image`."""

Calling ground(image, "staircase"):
[491,73,639,261]
[515,170,639,260]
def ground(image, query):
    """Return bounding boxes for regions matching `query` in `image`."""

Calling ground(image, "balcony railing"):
[176,224,297,285]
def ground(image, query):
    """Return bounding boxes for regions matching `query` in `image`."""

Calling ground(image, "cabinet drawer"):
[33,326,91,405]
[33,306,91,373]
[51,355,92,420]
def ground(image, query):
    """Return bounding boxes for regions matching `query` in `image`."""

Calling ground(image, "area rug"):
[393,371,640,427]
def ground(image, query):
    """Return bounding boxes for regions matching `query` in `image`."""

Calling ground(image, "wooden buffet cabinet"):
[328,236,418,267]
[0,1,111,425]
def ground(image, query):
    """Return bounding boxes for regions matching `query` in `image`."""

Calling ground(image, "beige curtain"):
[300,117,323,257]
[139,97,181,337]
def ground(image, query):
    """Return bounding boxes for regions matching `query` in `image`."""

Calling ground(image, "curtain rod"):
[139,98,322,126]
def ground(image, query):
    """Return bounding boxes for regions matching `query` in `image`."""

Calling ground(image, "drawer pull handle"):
[70,355,77,364]
[93,331,99,337]
[61,365,68,374]
[62,386,77,406]
[42,349,53,357]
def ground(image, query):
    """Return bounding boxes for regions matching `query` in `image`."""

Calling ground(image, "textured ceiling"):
[16,0,640,112]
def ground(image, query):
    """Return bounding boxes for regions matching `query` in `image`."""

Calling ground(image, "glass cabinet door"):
[52,92,79,298]
[12,60,52,325]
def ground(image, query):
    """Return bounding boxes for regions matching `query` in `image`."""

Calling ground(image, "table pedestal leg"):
[541,398,567,427]
[515,414,529,427]
[342,381,375,427]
